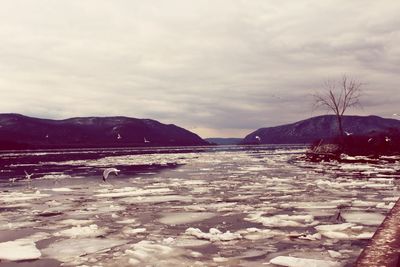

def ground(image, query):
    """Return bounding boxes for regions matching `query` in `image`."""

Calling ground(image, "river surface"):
[0,145,399,266]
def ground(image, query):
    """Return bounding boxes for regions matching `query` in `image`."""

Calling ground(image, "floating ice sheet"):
[0,239,41,261]
[269,256,342,267]
[43,238,127,262]
[341,211,385,226]
[185,227,242,242]
[159,212,215,225]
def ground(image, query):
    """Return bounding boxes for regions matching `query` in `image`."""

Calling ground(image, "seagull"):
[385,136,391,142]
[102,168,120,182]
[24,170,33,181]
[368,138,373,143]
[117,133,122,140]
[345,131,353,136]
[144,137,150,143]
[255,136,261,142]
[9,178,17,183]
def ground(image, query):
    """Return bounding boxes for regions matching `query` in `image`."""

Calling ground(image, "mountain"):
[241,115,400,144]
[0,113,208,149]
[205,138,243,145]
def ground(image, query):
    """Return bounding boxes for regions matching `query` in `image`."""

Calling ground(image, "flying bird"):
[24,170,33,181]
[9,178,17,184]
[255,136,261,142]
[144,137,150,143]
[385,136,391,142]
[368,138,373,143]
[117,133,122,140]
[345,131,353,136]
[102,168,120,182]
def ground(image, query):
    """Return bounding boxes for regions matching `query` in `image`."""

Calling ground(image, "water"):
[0,145,399,266]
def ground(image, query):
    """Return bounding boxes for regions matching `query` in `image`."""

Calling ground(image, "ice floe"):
[159,212,215,225]
[55,224,106,238]
[122,195,192,204]
[269,256,342,267]
[341,211,385,226]
[246,213,316,227]
[58,219,94,226]
[43,238,127,262]
[185,227,242,242]
[51,187,74,192]
[0,191,50,202]
[95,187,171,198]
[315,223,374,240]
[0,239,41,261]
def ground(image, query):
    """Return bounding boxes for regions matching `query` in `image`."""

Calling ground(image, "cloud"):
[0,0,399,137]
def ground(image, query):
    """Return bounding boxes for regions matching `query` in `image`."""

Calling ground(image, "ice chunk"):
[328,250,342,258]
[116,218,137,224]
[0,191,50,202]
[43,238,127,262]
[315,223,354,232]
[0,239,41,261]
[159,212,215,225]
[58,219,94,226]
[51,187,74,192]
[122,227,146,235]
[246,213,315,227]
[238,228,284,240]
[341,212,385,226]
[123,195,192,204]
[172,237,210,247]
[269,256,342,267]
[315,223,374,240]
[376,202,395,209]
[125,240,183,265]
[213,256,228,262]
[55,224,106,238]
[95,187,171,198]
[185,227,242,242]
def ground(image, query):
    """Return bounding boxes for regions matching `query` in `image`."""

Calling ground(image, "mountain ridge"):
[241,115,400,144]
[0,113,207,149]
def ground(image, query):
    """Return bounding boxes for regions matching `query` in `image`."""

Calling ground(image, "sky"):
[0,0,399,138]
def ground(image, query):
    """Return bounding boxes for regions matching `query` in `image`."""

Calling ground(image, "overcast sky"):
[0,0,399,138]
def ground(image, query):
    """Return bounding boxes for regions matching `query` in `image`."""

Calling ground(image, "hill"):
[241,115,400,144]
[0,114,207,149]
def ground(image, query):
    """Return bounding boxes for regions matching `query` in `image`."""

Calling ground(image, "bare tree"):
[313,75,362,141]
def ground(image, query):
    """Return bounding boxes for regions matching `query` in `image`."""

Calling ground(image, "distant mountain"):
[241,115,400,144]
[0,113,208,149]
[205,138,243,145]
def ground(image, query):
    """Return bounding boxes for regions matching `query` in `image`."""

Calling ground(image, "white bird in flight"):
[385,136,391,142]
[24,170,33,181]
[102,168,120,182]
[117,133,122,140]
[255,136,261,142]
[345,131,353,136]
[144,137,150,143]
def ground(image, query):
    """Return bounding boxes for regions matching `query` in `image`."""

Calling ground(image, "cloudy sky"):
[0,0,399,137]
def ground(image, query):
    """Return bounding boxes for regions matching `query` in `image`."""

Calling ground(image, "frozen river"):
[0,145,399,266]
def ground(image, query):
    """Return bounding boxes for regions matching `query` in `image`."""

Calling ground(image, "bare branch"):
[312,75,363,137]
